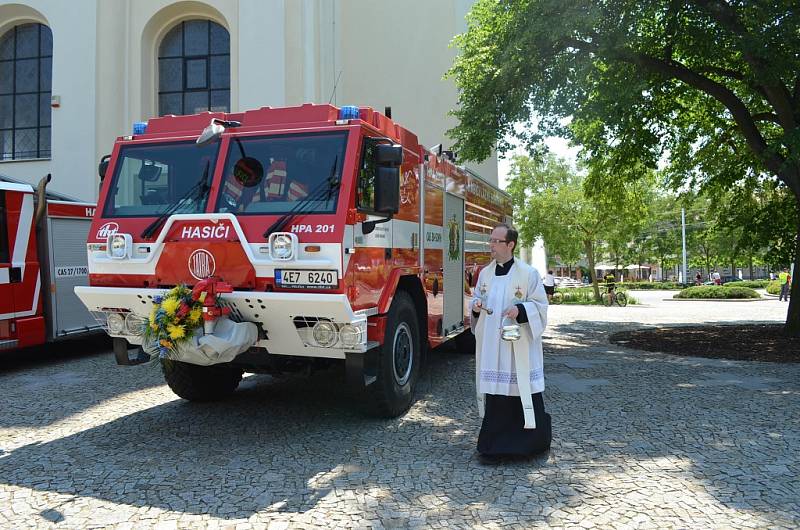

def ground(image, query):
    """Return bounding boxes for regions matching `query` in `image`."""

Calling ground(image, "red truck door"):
[0,190,16,346]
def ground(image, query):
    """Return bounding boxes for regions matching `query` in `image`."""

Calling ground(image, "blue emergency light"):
[338,106,360,120]
[132,122,148,135]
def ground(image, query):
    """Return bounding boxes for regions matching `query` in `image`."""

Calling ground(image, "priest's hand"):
[472,298,483,312]
[503,305,519,320]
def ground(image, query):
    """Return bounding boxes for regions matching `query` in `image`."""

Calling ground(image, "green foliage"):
[622,282,683,290]
[673,286,760,299]
[767,281,782,295]
[724,280,770,289]
[448,0,800,331]
[507,153,650,301]
[555,287,637,305]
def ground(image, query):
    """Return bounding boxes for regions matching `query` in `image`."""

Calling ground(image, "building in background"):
[0,0,496,201]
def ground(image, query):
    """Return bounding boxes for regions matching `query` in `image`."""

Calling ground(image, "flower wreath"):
[142,284,205,358]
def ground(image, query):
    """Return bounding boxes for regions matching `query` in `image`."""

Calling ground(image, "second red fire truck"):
[75,103,510,417]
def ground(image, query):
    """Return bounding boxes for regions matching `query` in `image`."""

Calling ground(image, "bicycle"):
[602,286,628,307]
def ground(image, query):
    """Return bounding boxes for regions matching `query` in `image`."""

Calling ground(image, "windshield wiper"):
[141,160,211,239]
[263,157,339,238]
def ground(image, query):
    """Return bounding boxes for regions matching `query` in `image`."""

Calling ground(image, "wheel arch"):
[396,274,428,355]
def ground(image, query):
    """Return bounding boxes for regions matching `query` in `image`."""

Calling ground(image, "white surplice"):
[470,258,548,428]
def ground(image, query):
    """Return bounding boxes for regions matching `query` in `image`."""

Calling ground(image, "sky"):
[496,136,580,190]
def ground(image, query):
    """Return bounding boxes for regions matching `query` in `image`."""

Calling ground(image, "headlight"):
[269,233,294,260]
[312,321,338,347]
[107,313,126,334]
[107,233,132,259]
[339,324,362,348]
[125,313,147,336]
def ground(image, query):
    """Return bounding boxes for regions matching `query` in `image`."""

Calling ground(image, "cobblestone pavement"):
[1,293,798,529]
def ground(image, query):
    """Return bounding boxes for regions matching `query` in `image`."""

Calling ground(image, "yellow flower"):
[189,307,202,325]
[149,309,158,329]
[160,339,173,349]
[167,323,186,340]
[161,297,180,316]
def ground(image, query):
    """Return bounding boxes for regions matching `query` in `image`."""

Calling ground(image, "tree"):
[506,153,646,300]
[447,0,800,333]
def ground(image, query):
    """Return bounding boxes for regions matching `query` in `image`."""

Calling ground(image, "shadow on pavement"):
[0,334,165,428]
[0,329,797,525]
[0,333,112,372]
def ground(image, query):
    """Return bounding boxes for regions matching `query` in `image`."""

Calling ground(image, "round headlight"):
[339,324,362,348]
[312,321,338,347]
[107,313,126,334]
[271,234,293,259]
[125,313,147,336]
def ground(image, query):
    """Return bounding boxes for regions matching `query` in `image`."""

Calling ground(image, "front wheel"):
[161,359,243,401]
[615,292,628,307]
[367,291,421,418]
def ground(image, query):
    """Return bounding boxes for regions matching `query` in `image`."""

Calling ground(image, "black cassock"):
[473,259,552,457]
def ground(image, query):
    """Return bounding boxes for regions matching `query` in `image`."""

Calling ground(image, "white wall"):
[0,0,98,201]
[337,0,497,184]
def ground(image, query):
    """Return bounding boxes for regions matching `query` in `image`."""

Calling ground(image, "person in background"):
[779,268,791,302]
[543,270,556,303]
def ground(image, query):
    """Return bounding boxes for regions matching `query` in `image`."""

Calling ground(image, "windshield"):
[215,132,347,215]
[102,141,220,218]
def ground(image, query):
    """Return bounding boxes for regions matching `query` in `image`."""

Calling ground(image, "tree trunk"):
[749,256,753,280]
[584,239,601,301]
[784,222,800,336]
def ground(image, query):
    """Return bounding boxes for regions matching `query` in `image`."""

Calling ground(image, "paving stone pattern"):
[0,292,798,528]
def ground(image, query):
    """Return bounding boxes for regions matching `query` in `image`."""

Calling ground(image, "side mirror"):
[375,144,403,166]
[374,166,399,215]
[98,154,111,180]
[196,119,225,146]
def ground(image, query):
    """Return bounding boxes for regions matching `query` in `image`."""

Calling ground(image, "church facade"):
[0,0,497,201]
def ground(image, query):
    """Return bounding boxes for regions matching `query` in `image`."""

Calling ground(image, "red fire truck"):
[75,103,510,417]
[1,175,99,351]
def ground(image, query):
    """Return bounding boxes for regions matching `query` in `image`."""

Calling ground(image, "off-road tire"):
[161,359,243,401]
[367,291,421,418]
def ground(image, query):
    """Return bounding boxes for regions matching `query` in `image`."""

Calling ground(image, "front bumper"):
[74,286,372,359]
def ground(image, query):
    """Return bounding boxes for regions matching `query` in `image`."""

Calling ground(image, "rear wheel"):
[615,292,628,307]
[367,291,421,418]
[161,359,243,401]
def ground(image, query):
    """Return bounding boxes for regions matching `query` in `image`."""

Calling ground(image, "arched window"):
[158,20,230,116]
[0,23,52,160]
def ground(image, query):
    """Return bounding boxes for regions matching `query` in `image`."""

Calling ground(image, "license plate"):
[275,269,337,288]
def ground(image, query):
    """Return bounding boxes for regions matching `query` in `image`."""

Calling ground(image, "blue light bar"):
[132,122,147,135]
[338,106,360,120]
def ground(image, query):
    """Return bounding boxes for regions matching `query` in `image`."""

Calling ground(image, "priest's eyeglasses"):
[489,238,509,244]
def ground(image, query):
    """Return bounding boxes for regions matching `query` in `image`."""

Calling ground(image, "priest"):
[470,223,551,464]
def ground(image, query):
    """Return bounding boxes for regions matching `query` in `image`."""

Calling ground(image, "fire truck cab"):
[76,104,510,417]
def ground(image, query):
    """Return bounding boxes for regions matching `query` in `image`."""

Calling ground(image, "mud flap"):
[346,350,377,387]
[113,337,150,366]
